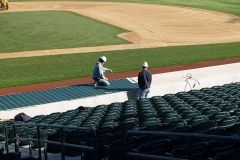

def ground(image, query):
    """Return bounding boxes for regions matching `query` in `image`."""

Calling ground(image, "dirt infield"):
[1,1,240,59]
[1,57,239,95]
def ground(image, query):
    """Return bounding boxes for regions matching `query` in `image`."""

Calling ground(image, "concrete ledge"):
[0,91,132,119]
[147,62,240,96]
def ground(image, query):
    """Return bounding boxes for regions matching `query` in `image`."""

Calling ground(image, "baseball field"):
[0,0,239,88]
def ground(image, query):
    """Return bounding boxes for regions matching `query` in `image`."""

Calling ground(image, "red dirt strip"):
[0,57,239,96]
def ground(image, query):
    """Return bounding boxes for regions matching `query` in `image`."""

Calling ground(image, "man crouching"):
[92,56,113,87]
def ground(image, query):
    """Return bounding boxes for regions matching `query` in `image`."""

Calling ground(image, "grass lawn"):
[0,10,129,53]
[0,42,239,88]
[141,0,240,16]
[11,0,240,16]
[1,0,239,88]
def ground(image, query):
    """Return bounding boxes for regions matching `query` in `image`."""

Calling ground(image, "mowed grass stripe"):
[137,0,240,16]
[0,10,129,53]
[10,0,240,16]
[0,42,239,88]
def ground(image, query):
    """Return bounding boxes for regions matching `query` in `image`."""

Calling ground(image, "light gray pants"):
[139,88,150,99]
[98,79,110,86]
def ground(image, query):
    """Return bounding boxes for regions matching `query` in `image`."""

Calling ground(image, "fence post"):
[188,137,192,160]
[16,135,20,153]
[125,132,129,160]
[60,127,65,160]
[37,126,42,160]
[44,141,48,160]
[93,128,97,160]
[4,122,9,153]
[13,124,18,153]
[29,136,34,158]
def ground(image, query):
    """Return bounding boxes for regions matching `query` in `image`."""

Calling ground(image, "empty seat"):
[191,121,215,133]
[189,115,209,126]
[217,116,238,128]
[210,112,230,122]
[1,82,239,160]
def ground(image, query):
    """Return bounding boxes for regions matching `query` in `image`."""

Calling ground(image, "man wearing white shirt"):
[92,56,112,87]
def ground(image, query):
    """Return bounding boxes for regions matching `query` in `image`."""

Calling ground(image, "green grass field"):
[142,0,240,16]
[11,0,240,16]
[0,42,239,88]
[0,10,129,53]
[0,0,239,88]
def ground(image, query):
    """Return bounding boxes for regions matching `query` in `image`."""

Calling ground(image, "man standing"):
[138,62,152,99]
[92,56,112,87]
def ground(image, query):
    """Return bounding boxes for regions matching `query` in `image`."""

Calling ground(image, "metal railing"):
[0,122,9,153]
[126,130,240,160]
[10,122,97,160]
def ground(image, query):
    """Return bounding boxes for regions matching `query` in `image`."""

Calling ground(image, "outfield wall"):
[0,62,239,119]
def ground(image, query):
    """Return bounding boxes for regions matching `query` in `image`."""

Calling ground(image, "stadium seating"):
[0,82,239,159]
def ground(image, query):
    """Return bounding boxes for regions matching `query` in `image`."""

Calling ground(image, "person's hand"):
[105,78,108,80]
[109,69,113,73]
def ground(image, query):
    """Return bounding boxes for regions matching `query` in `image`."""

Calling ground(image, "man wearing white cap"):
[92,56,112,87]
[138,62,152,99]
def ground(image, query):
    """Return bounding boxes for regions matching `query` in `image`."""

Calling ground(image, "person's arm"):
[138,72,142,88]
[103,67,113,73]
[99,65,106,79]
[149,72,152,85]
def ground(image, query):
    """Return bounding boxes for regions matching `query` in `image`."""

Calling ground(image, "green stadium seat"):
[217,116,238,128]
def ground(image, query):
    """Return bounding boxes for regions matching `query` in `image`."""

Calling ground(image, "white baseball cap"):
[142,61,148,67]
[100,56,107,62]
